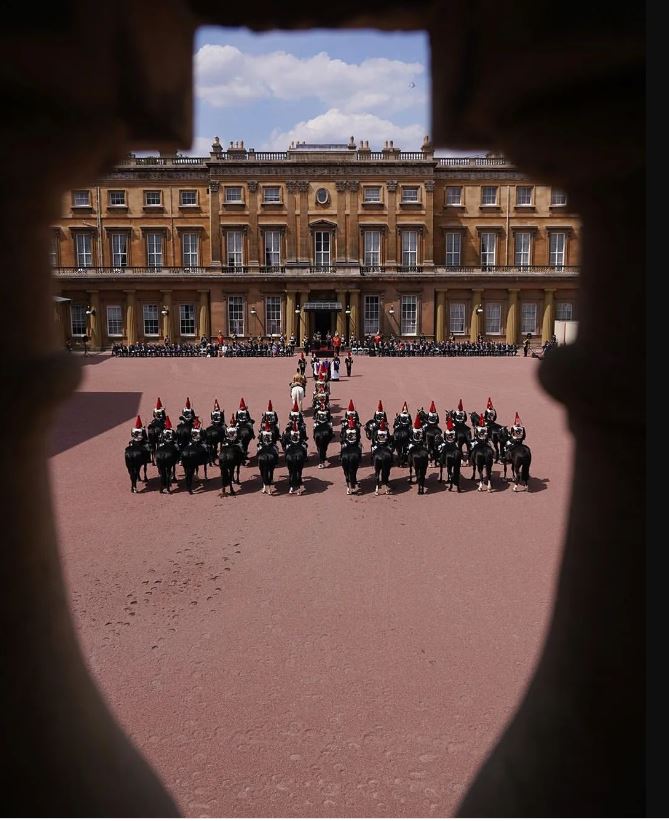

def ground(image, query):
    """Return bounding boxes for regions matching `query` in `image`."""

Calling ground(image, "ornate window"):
[446,186,462,206]
[262,186,281,204]
[449,302,466,335]
[110,232,129,268]
[145,232,163,268]
[143,304,160,336]
[108,190,126,207]
[551,188,568,206]
[263,230,282,268]
[265,296,282,336]
[224,186,243,203]
[549,232,566,269]
[179,190,197,206]
[516,186,533,206]
[445,231,461,266]
[74,233,93,267]
[144,190,162,206]
[485,302,502,335]
[226,231,245,269]
[70,303,87,336]
[363,230,381,268]
[181,232,199,267]
[480,232,497,268]
[72,190,91,207]
[481,186,498,206]
[106,305,123,337]
[401,230,419,269]
[401,295,418,336]
[521,303,538,335]
[514,232,532,267]
[555,302,573,321]
[314,231,331,268]
[179,304,196,336]
[363,186,382,203]
[363,295,380,335]
[228,295,244,336]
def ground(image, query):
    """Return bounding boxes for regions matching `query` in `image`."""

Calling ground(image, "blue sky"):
[190,27,447,155]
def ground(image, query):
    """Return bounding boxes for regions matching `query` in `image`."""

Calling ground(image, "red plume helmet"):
[413,414,422,429]
[214,398,220,411]
[429,400,436,413]
[292,399,299,412]
[230,413,236,424]
[446,417,454,431]
[379,418,387,431]
[164,416,172,430]
[377,400,384,412]
[185,397,191,409]
[239,397,247,410]
[155,397,163,409]
[134,415,142,429]
[193,417,201,429]
[401,401,409,413]
[348,399,355,412]
[515,412,522,425]
[458,398,463,411]
[487,396,494,410]
[267,399,273,412]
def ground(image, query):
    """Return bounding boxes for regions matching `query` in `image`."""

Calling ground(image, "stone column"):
[336,289,346,335]
[386,180,397,270]
[347,181,359,263]
[285,290,296,339]
[286,181,298,263]
[542,288,555,344]
[247,180,259,270]
[335,181,347,264]
[470,289,482,342]
[435,288,446,342]
[125,290,136,345]
[424,180,435,270]
[208,181,220,265]
[297,181,310,263]
[348,289,360,339]
[198,289,210,339]
[88,290,101,350]
[506,288,519,344]
[161,290,172,340]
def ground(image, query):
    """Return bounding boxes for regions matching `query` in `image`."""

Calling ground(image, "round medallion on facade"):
[315,187,329,205]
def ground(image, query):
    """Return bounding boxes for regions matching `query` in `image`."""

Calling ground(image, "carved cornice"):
[208,181,220,192]
[248,180,258,192]
[348,181,360,192]
[335,181,348,192]
[386,180,398,192]
[286,180,299,193]
[297,180,310,192]
[425,180,435,192]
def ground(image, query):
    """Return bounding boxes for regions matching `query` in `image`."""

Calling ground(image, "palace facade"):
[51,137,580,349]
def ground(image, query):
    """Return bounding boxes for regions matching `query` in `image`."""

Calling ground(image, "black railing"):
[397,265,423,273]
[221,265,249,273]
[360,265,385,274]
[258,265,286,273]
[308,265,338,273]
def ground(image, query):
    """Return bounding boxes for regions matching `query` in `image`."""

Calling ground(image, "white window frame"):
[400,295,418,336]
[514,232,532,267]
[445,231,462,267]
[485,302,502,335]
[50,234,59,267]
[144,190,162,207]
[481,186,498,206]
[550,188,568,206]
[401,186,420,203]
[363,295,380,336]
[314,231,331,267]
[549,232,567,269]
[108,190,126,207]
[179,190,198,206]
[449,302,466,335]
[315,187,329,205]
[70,303,87,337]
[363,230,381,268]
[401,230,418,268]
[179,303,196,337]
[480,232,497,268]
[146,231,163,268]
[73,190,91,207]
[74,233,93,268]
[446,186,463,206]
[224,186,244,204]
[516,186,533,206]
[181,232,199,268]
[265,296,282,336]
[143,304,160,337]
[363,186,382,203]
[110,232,129,268]
[263,230,282,268]
[226,230,244,269]
[228,295,245,336]
[555,302,573,321]
[521,303,538,335]
[262,186,281,204]
[106,304,123,337]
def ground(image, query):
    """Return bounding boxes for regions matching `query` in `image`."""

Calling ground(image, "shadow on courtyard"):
[49,391,142,457]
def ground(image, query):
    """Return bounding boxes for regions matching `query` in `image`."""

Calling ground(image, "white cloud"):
[195,44,425,114]
[262,108,426,151]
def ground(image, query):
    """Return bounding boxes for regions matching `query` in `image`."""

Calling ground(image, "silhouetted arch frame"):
[0,0,644,816]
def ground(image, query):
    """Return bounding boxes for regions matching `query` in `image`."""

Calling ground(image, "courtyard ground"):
[49,353,571,817]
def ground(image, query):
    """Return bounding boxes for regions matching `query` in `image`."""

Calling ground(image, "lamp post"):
[84,306,95,356]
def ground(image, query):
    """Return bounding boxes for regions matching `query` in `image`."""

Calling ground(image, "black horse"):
[257,442,279,494]
[285,440,307,494]
[392,423,411,467]
[471,442,495,492]
[373,443,393,495]
[147,418,164,465]
[236,422,255,465]
[180,439,209,494]
[425,423,442,466]
[452,419,472,465]
[408,441,429,495]
[204,420,225,466]
[155,439,179,493]
[219,443,244,496]
[176,419,193,452]
[313,421,333,468]
[437,437,462,492]
[502,442,532,491]
[124,441,151,493]
[340,442,362,495]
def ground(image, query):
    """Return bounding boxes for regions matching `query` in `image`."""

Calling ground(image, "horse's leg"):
[374,464,380,495]
[408,461,413,483]
[487,460,493,492]
[203,462,208,481]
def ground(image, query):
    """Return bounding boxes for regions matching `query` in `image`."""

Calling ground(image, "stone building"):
[51,137,580,349]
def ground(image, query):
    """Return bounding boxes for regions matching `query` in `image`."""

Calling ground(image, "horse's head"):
[454,409,466,424]
[444,427,456,444]
[130,429,144,443]
[162,429,175,444]
[225,425,238,442]
[485,407,497,423]
[153,408,166,422]
[290,428,301,444]
[182,408,194,422]
[316,409,328,424]
[211,410,222,424]
[511,424,525,441]
[475,419,488,441]
[345,427,358,444]
[412,427,424,443]
[237,409,248,423]
[377,428,389,445]
[190,427,203,443]
[261,429,274,446]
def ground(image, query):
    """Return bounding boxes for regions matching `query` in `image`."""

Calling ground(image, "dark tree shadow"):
[49,391,142,457]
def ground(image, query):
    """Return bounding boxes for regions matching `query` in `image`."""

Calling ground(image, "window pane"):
[146,232,163,267]
[179,304,195,336]
[180,190,197,206]
[514,232,531,267]
[449,302,466,334]
[264,231,281,266]
[549,232,566,267]
[227,231,244,268]
[263,186,281,202]
[363,186,381,202]
[111,233,128,267]
[144,190,161,206]
[75,233,92,267]
[225,186,243,202]
[73,190,90,206]
[521,303,537,335]
[445,232,461,266]
[485,302,502,334]
[481,186,497,205]
[401,295,418,335]
[315,231,331,266]
[182,232,199,267]
[401,231,418,267]
[266,296,281,335]
[107,305,123,336]
[50,234,59,267]
[480,232,496,266]
[109,190,125,206]
[446,186,462,206]
[363,231,381,266]
[551,188,567,206]
[228,295,244,336]
[363,295,380,335]
[555,302,573,321]
[71,303,87,336]
[401,187,419,202]
[516,186,533,205]
[143,304,159,336]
